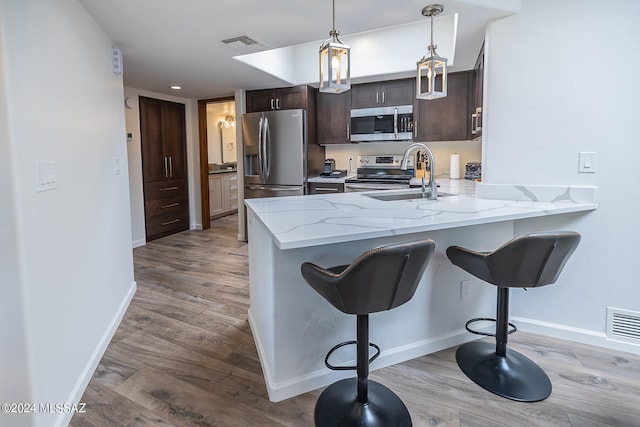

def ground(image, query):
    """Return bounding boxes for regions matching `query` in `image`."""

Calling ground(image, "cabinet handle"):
[276,98,280,109]
[382,91,385,104]
[163,156,168,177]
[270,98,275,110]
[315,187,339,192]
[347,123,350,140]
[471,113,477,134]
[376,92,379,104]
[413,120,418,138]
[159,186,179,191]
[169,156,173,177]
[160,202,179,209]
[476,107,482,132]
[161,218,180,226]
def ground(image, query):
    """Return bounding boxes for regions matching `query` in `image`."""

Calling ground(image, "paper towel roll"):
[450,153,461,179]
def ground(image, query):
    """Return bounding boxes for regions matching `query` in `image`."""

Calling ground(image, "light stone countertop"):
[245,179,598,250]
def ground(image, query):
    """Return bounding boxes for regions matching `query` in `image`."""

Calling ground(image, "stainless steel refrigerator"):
[242,109,324,200]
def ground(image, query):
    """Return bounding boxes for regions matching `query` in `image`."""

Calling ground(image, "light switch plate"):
[578,152,597,173]
[36,161,58,192]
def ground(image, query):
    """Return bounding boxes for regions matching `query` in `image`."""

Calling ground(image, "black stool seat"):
[302,239,436,427]
[447,231,581,402]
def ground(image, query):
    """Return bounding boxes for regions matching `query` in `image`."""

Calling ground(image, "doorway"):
[197,96,237,230]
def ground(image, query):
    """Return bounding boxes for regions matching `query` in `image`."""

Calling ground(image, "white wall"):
[484,0,640,350]
[0,12,32,426]
[123,87,201,245]
[0,0,137,425]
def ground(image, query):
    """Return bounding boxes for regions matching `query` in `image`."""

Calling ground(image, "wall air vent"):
[221,34,264,51]
[606,307,640,344]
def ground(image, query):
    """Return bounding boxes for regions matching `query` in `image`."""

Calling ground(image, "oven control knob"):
[393,157,398,163]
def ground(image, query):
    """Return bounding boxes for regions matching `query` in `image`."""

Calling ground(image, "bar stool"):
[301,239,436,427]
[446,231,581,402]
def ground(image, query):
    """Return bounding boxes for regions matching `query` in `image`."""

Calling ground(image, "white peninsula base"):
[245,181,597,402]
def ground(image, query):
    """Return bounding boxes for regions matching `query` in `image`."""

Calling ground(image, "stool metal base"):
[314,378,412,427]
[456,341,552,402]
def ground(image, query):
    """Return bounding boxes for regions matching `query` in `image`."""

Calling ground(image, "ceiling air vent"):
[606,307,640,344]
[221,34,264,51]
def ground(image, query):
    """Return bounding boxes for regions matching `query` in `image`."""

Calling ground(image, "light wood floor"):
[71,214,640,427]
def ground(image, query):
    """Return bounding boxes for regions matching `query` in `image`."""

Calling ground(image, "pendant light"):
[416,4,448,100]
[319,0,350,93]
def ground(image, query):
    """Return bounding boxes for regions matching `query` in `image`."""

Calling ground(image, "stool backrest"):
[487,231,581,287]
[302,239,435,315]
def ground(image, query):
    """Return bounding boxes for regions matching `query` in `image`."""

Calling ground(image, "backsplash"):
[325,140,482,178]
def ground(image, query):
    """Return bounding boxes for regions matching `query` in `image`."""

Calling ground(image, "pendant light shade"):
[319,0,350,93]
[417,4,448,100]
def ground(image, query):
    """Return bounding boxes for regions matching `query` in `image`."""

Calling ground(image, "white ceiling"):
[79,0,520,99]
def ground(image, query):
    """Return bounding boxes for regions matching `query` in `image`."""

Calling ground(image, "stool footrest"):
[465,317,517,337]
[325,340,381,371]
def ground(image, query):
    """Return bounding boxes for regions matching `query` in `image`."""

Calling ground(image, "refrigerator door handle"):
[263,116,271,179]
[257,116,264,179]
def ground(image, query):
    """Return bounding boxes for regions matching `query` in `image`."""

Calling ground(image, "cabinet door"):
[163,101,187,180]
[276,86,308,110]
[471,43,484,138]
[380,79,414,106]
[351,79,414,109]
[140,97,167,182]
[209,176,223,217]
[317,90,351,145]
[351,82,381,109]
[415,71,471,142]
[246,89,276,112]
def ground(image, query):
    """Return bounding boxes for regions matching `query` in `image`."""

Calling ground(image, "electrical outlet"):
[460,279,471,300]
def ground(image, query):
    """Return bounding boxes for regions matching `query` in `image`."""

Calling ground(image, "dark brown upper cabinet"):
[246,85,312,112]
[351,79,414,109]
[414,71,473,142]
[316,89,352,145]
[470,43,485,138]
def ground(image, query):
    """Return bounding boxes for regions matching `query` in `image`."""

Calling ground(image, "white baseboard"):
[249,308,475,402]
[132,238,146,248]
[55,281,137,427]
[511,316,640,355]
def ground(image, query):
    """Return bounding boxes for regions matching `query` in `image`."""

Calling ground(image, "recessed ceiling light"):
[170,85,182,90]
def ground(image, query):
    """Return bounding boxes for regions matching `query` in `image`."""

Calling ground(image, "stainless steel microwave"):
[350,105,413,142]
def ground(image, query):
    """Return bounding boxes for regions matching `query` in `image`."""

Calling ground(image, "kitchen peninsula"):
[245,180,597,402]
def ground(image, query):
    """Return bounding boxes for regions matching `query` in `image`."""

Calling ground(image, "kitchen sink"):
[364,190,457,201]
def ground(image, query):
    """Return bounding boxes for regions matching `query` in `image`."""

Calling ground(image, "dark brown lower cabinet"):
[139,96,189,241]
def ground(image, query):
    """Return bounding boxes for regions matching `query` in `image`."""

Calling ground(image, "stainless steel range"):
[344,155,415,192]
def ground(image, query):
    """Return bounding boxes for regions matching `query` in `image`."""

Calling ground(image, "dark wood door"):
[471,43,484,138]
[276,86,309,110]
[415,71,472,142]
[162,101,187,180]
[351,82,381,109]
[140,98,166,182]
[380,79,414,106]
[245,89,276,112]
[317,90,351,145]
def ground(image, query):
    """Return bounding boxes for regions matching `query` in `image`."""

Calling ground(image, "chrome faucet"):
[400,143,438,200]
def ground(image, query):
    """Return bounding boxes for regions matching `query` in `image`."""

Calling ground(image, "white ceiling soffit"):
[234,14,458,85]
[234,14,458,86]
